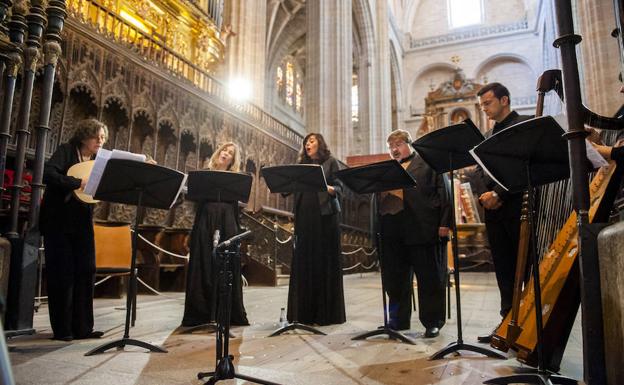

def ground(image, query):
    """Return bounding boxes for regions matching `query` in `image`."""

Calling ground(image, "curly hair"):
[69,118,109,148]
[205,142,241,172]
[297,133,331,164]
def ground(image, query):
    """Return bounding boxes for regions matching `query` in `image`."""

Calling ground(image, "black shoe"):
[75,331,104,340]
[424,327,439,338]
[477,333,493,343]
[52,335,73,342]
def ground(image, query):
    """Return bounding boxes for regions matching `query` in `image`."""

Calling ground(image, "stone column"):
[371,0,392,153]
[223,0,267,106]
[576,0,621,115]
[306,0,352,160]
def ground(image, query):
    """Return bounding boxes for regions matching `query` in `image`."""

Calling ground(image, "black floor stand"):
[269,235,325,337]
[484,165,577,385]
[430,160,504,359]
[351,233,415,345]
[85,190,167,356]
[198,244,280,385]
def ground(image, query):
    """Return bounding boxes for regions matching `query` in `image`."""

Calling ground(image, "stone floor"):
[6,272,584,384]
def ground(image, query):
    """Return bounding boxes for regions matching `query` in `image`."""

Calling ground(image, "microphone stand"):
[198,232,280,385]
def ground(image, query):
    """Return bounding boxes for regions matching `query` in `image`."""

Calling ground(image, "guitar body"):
[66,160,99,204]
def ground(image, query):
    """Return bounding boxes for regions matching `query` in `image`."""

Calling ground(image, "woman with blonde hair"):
[182,142,249,326]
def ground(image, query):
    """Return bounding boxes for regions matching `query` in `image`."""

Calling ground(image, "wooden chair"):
[94,222,132,299]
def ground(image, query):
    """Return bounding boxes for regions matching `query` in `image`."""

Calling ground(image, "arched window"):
[275,57,304,115]
[447,0,482,29]
[285,61,294,106]
[352,73,359,124]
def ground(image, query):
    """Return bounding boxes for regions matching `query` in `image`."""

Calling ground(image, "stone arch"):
[101,73,131,113]
[67,63,101,106]
[61,84,98,144]
[179,129,197,172]
[130,109,155,154]
[409,63,456,114]
[473,54,536,104]
[156,118,178,169]
[102,96,130,150]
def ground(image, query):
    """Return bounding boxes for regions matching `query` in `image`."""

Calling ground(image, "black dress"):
[182,199,249,326]
[40,143,96,339]
[287,156,346,326]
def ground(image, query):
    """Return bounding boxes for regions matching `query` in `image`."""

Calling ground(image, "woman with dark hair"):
[40,118,108,341]
[182,142,249,327]
[287,133,346,325]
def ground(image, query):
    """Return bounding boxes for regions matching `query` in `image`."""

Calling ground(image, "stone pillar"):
[371,0,392,153]
[306,1,353,160]
[576,0,622,115]
[223,0,266,106]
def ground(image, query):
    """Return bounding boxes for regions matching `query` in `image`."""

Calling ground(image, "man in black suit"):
[475,82,531,342]
[379,129,451,337]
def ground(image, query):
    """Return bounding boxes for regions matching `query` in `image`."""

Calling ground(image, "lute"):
[67,160,99,204]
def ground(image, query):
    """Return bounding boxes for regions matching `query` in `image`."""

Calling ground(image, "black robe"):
[182,199,249,326]
[287,156,346,325]
[40,142,96,339]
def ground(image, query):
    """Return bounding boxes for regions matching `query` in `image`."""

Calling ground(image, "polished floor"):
[7,272,584,385]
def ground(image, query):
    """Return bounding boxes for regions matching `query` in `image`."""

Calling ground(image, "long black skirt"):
[287,193,346,325]
[182,201,249,326]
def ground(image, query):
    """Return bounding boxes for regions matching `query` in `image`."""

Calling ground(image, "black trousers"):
[381,214,447,330]
[485,217,521,317]
[44,230,95,339]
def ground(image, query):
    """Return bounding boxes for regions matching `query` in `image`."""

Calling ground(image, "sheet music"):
[171,174,188,208]
[84,149,147,196]
[469,148,510,191]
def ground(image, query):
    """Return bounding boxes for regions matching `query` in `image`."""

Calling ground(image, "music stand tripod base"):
[430,341,505,359]
[180,324,236,338]
[484,373,579,385]
[352,326,415,345]
[198,354,283,385]
[268,322,326,337]
[85,338,167,356]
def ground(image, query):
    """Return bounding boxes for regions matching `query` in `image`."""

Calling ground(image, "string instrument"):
[491,161,621,370]
[67,160,99,204]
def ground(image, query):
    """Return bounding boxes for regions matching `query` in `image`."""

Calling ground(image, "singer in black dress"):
[287,133,346,326]
[182,142,249,327]
[40,119,108,341]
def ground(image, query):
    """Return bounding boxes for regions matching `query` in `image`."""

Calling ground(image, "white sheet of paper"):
[83,149,147,196]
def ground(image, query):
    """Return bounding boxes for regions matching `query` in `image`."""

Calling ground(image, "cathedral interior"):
[1,0,624,384]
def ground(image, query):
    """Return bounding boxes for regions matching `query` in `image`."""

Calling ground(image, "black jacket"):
[474,111,532,222]
[380,154,452,246]
[294,156,343,216]
[40,143,94,235]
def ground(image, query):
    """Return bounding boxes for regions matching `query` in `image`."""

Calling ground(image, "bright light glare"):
[228,78,252,103]
[449,0,482,28]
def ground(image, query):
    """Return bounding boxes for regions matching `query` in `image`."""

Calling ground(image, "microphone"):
[216,230,252,250]
[213,229,220,248]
